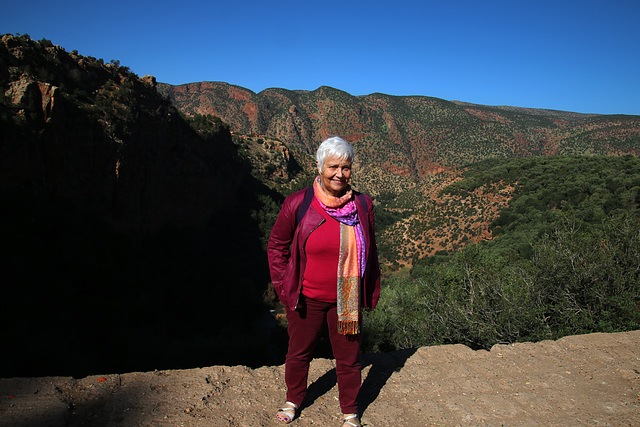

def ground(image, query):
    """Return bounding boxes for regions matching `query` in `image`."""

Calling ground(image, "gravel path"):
[1,330,639,426]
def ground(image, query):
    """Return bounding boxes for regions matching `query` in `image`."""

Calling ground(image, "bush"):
[363,211,640,353]
[531,212,640,336]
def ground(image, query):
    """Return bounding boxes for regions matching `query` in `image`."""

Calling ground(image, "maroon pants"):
[285,296,362,414]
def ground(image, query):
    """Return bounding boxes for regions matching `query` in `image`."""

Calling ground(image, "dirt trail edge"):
[1,330,639,426]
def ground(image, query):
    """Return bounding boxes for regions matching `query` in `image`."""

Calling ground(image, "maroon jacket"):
[267,187,381,312]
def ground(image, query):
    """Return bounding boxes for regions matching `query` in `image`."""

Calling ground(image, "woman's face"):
[319,155,352,197]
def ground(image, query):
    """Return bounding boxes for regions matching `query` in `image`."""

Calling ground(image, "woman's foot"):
[276,401,298,423]
[342,413,361,427]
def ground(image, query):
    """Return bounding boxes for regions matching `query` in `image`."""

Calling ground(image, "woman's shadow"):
[300,347,417,416]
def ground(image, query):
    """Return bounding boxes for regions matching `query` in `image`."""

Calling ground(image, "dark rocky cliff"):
[0,34,277,378]
[0,35,247,233]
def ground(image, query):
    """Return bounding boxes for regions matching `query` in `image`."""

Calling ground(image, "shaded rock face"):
[1,34,273,379]
[1,34,243,233]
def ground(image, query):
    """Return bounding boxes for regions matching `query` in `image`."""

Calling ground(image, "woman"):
[267,136,380,426]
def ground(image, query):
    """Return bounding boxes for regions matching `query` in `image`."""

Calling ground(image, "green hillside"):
[364,155,640,353]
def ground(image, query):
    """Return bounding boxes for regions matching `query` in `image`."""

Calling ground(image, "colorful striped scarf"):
[313,177,366,335]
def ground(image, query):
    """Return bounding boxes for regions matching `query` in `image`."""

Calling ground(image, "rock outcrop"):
[1,34,243,233]
[0,34,274,380]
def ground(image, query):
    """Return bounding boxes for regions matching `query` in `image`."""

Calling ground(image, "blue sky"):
[2,0,639,115]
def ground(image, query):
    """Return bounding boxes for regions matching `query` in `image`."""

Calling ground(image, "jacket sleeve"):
[365,195,381,310]
[267,195,298,301]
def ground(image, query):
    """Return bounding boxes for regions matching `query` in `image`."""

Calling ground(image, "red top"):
[301,197,339,302]
[267,186,380,312]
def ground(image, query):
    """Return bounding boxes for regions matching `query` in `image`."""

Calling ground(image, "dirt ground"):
[1,330,639,426]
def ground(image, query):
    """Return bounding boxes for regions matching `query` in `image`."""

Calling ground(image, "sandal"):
[343,413,361,427]
[276,401,298,423]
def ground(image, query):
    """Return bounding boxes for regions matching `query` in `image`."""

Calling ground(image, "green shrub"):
[364,197,640,354]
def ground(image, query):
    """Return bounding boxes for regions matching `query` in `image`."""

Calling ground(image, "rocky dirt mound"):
[1,330,638,426]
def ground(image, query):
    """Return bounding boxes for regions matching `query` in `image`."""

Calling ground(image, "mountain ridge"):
[158,81,640,199]
[450,100,602,120]
[158,81,640,266]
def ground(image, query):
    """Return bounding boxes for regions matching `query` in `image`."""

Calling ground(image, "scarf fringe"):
[338,320,360,335]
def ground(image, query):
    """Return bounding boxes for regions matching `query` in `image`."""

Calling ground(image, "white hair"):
[316,136,354,173]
